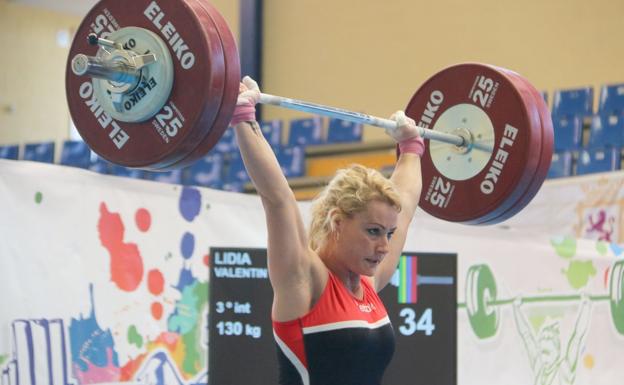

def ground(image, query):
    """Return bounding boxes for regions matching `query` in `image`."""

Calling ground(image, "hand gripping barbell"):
[461,260,624,339]
[65,0,553,225]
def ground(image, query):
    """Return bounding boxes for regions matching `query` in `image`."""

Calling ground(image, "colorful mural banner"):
[1,159,623,385]
[0,160,269,385]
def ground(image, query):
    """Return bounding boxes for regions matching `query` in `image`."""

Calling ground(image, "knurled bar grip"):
[259,93,494,153]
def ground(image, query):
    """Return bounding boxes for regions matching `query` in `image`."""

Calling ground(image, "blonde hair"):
[308,164,402,251]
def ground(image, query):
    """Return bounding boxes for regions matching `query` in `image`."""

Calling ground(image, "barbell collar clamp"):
[132,53,158,68]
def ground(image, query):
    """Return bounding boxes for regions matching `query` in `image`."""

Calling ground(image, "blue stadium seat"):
[109,165,145,179]
[260,120,283,148]
[598,83,624,116]
[288,117,325,146]
[60,140,91,168]
[88,156,111,174]
[23,142,55,163]
[186,153,224,188]
[547,151,573,179]
[214,127,237,153]
[551,86,594,118]
[327,118,363,143]
[276,146,306,178]
[0,144,19,160]
[147,170,183,184]
[224,151,250,183]
[552,115,583,151]
[587,114,624,149]
[576,147,621,175]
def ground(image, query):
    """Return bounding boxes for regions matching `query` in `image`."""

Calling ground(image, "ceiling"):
[8,0,99,16]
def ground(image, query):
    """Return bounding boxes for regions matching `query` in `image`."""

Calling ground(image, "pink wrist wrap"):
[398,136,425,156]
[230,103,256,126]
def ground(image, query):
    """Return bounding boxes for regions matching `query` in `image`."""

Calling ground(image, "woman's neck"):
[318,245,362,297]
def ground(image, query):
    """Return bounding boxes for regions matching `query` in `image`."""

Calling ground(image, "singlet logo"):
[358,302,376,313]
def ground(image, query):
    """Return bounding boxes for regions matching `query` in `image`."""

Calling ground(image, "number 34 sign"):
[398,308,435,336]
[379,252,457,385]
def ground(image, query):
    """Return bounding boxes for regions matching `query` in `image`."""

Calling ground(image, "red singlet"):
[272,271,395,385]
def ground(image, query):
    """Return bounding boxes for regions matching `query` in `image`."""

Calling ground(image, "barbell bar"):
[65,0,553,225]
[258,94,495,153]
[71,51,493,153]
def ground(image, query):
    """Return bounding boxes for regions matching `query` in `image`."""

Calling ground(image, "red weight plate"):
[462,66,543,224]
[66,0,224,169]
[478,70,553,224]
[406,63,541,223]
[477,69,553,225]
[165,0,240,170]
[466,66,544,224]
[155,0,228,169]
[516,74,554,202]
[200,0,240,148]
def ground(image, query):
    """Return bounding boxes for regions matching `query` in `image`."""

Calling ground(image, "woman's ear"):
[328,208,342,235]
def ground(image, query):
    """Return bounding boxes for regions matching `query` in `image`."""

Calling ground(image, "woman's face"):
[333,200,399,276]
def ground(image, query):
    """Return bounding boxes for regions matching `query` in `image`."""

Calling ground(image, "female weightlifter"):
[230,76,424,385]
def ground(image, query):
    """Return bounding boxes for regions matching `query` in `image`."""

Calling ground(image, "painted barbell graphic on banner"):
[460,260,623,340]
[458,251,624,385]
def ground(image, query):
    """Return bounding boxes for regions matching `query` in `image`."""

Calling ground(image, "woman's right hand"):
[230,76,261,126]
[237,76,261,106]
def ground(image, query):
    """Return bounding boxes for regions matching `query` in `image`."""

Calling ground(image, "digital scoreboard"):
[209,248,456,385]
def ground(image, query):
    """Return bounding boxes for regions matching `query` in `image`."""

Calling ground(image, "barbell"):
[65,0,554,225]
[460,260,624,339]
